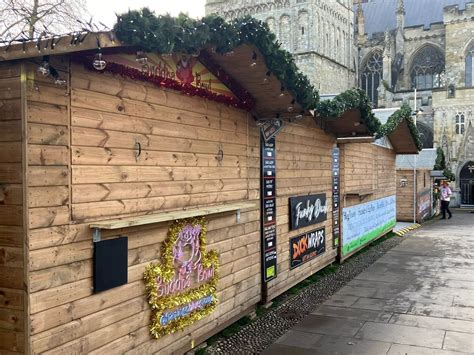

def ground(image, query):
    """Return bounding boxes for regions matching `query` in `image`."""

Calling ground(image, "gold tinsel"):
[143,217,220,338]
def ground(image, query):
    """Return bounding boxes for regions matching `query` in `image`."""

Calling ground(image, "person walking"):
[440,180,452,219]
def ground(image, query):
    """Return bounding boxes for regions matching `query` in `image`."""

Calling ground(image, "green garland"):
[113,9,319,110]
[315,88,381,134]
[376,103,423,151]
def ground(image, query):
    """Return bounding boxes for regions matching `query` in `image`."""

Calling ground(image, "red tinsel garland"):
[75,56,256,111]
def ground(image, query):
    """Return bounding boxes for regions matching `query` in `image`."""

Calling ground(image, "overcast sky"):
[86,0,207,28]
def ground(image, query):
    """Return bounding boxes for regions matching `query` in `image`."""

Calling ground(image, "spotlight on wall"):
[279,86,286,98]
[287,99,296,112]
[37,56,50,76]
[49,67,67,86]
[250,51,257,67]
[135,50,148,65]
[263,71,271,84]
[92,50,107,71]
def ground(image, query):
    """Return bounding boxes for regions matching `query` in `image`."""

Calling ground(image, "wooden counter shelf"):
[344,190,374,198]
[90,202,256,239]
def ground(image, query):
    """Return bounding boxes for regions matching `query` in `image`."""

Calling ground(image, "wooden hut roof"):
[376,104,423,154]
[315,88,382,138]
[0,12,321,120]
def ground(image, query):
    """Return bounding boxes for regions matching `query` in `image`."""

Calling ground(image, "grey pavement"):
[264,210,474,355]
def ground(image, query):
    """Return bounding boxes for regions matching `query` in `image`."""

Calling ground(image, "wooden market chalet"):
[0,11,421,354]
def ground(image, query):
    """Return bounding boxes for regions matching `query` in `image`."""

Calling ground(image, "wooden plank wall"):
[26,62,261,354]
[0,62,25,353]
[396,169,430,222]
[340,143,396,209]
[266,118,337,301]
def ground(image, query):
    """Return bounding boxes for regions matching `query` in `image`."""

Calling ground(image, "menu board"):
[261,136,277,282]
[332,147,340,249]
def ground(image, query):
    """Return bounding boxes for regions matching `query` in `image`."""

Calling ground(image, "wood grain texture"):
[0,64,25,353]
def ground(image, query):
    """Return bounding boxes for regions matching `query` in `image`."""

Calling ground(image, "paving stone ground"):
[264,210,474,355]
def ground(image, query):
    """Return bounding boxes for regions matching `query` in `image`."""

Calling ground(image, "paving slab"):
[312,335,391,354]
[275,330,323,349]
[311,305,392,323]
[354,322,445,348]
[387,343,471,355]
[389,313,474,334]
[443,331,474,353]
[322,295,359,307]
[408,303,474,321]
[292,315,365,337]
[350,297,412,313]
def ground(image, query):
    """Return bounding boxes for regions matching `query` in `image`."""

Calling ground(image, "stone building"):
[205,0,356,94]
[357,0,474,207]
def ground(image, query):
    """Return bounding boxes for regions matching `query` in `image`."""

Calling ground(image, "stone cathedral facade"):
[357,0,474,206]
[206,0,474,206]
[205,0,356,94]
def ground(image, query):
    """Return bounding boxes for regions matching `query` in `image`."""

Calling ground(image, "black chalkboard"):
[93,236,128,293]
[289,194,328,230]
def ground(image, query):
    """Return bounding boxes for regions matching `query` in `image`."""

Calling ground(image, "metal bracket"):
[92,228,102,243]
[236,209,241,224]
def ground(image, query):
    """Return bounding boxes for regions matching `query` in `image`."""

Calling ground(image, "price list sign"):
[261,136,277,282]
[332,147,340,249]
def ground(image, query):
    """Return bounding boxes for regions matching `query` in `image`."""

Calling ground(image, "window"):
[361,51,383,107]
[297,11,308,51]
[410,46,445,89]
[455,112,465,135]
[466,45,474,87]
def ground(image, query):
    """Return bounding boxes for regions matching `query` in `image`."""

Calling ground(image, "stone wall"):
[444,3,474,88]
[205,0,356,94]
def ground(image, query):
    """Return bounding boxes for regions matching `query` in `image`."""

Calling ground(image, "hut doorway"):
[460,161,474,206]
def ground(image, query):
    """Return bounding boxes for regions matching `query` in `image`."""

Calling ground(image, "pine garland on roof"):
[376,103,423,151]
[315,88,381,134]
[113,9,319,110]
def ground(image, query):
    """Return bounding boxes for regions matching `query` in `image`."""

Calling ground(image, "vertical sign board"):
[332,147,340,249]
[261,135,277,282]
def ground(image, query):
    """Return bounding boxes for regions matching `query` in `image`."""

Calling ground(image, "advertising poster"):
[289,228,326,269]
[342,195,396,256]
[417,188,432,221]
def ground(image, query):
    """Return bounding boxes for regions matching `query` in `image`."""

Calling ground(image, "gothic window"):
[361,51,383,107]
[266,17,277,36]
[410,46,445,90]
[342,30,346,66]
[297,11,309,51]
[280,15,291,51]
[455,112,466,135]
[332,24,336,58]
[466,45,474,87]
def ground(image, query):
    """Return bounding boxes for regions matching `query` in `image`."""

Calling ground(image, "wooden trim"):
[20,62,30,355]
[336,136,374,144]
[90,202,257,230]
[0,32,121,62]
[344,189,374,197]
